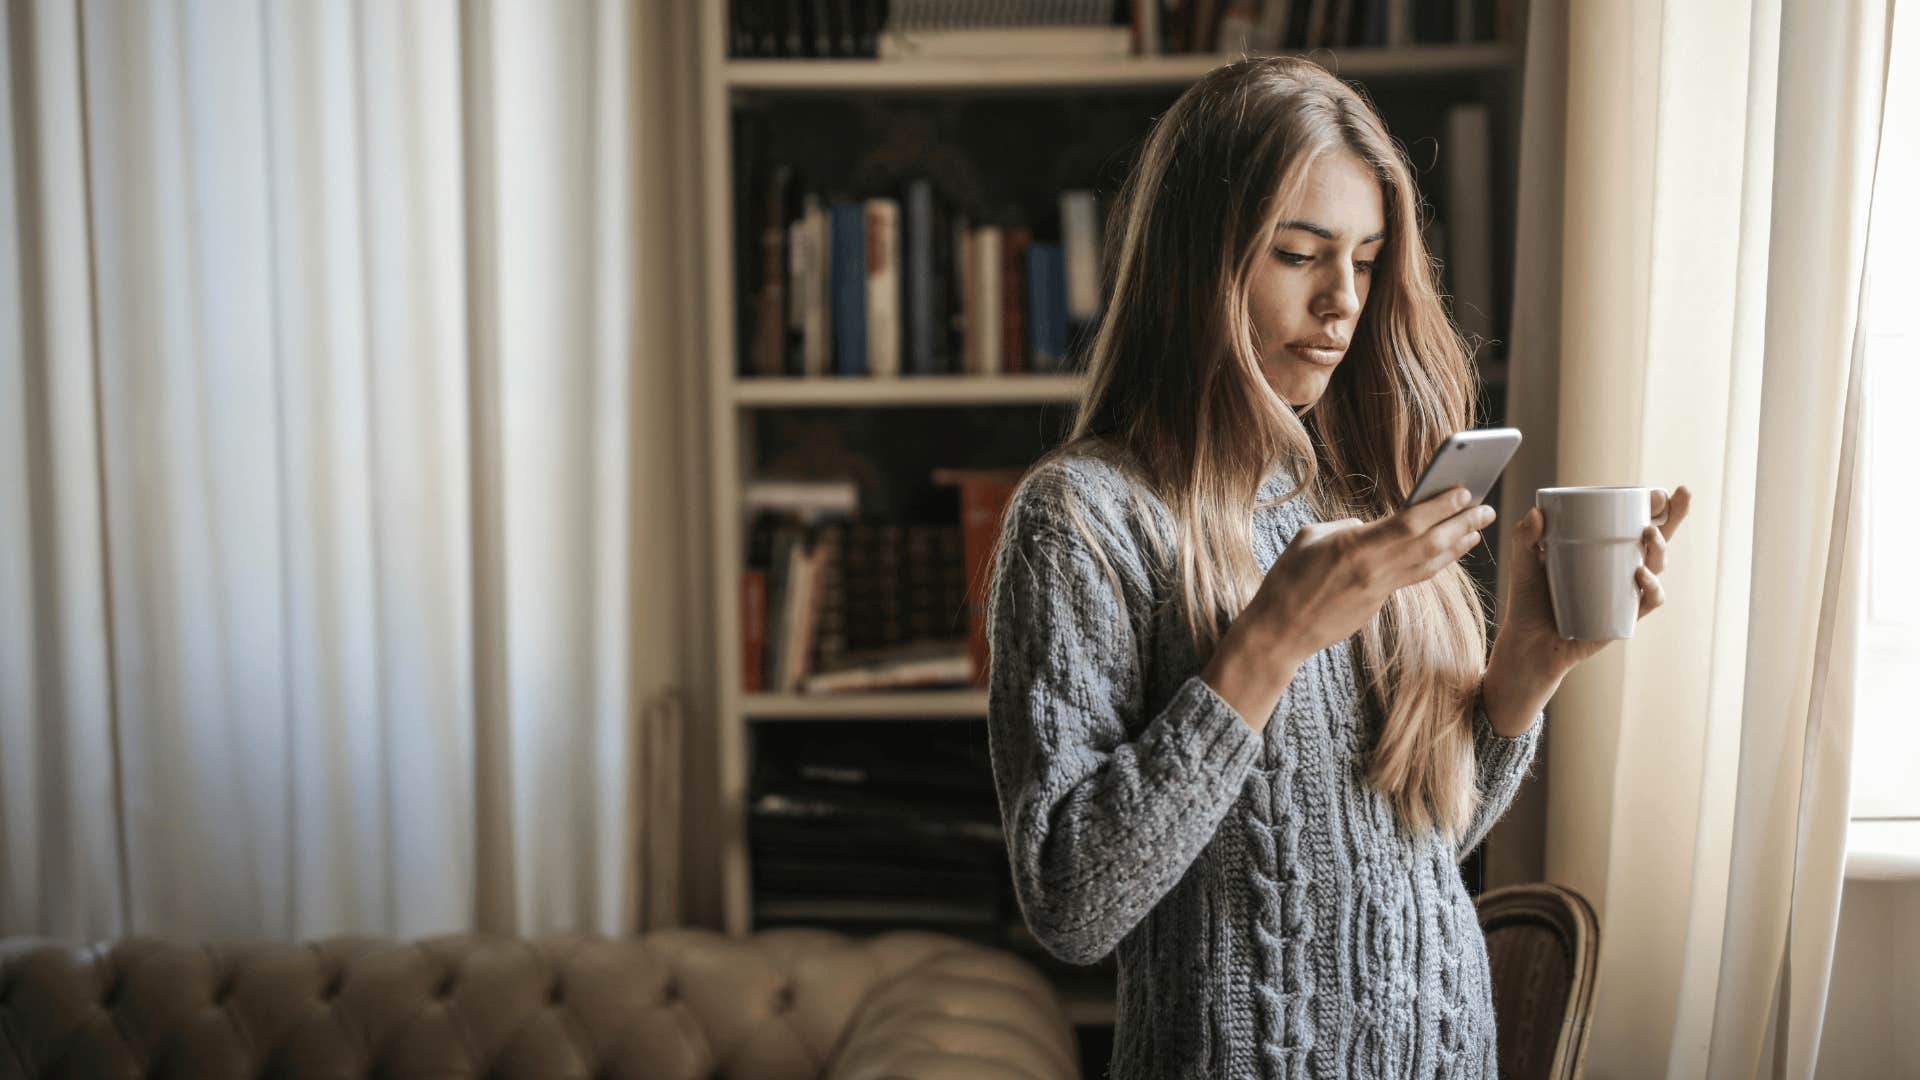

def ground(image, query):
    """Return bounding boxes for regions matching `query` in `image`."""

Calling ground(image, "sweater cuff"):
[1473,700,1542,773]
[1166,674,1263,781]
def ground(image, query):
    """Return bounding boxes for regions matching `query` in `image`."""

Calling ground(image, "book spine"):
[803,198,832,375]
[902,179,936,376]
[830,202,868,376]
[1001,225,1030,375]
[865,197,901,378]
[1253,0,1292,49]
[786,189,816,376]
[741,567,767,692]
[755,164,793,376]
[1059,190,1101,323]
[973,226,1003,375]
[956,219,976,374]
[956,476,1021,686]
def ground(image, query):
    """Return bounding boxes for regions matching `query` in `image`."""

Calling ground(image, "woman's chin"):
[1264,366,1331,407]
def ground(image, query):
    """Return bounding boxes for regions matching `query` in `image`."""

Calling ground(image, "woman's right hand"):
[1242,485,1496,664]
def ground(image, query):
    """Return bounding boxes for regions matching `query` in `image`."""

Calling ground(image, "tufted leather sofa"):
[0,926,1080,1079]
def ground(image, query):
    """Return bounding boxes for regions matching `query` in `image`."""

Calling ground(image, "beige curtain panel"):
[1492,0,1900,1077]
[0,0,702,941]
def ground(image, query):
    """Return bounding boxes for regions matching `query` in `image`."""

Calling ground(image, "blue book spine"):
[902,179,935,375]
[1028,243,1068,372]
[1026,244,1051,373]
[830,202,867,376]
[1049,246,1070,368]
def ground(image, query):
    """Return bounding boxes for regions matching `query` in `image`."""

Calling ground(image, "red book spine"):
[957,477,1022,686]
[740,568,767,692]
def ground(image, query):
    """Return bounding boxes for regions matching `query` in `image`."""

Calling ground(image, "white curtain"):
[1491,0,1895,1076]
[0,0,699,941]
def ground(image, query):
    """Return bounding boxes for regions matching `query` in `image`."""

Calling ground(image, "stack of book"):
[728,0,1514,62]
[742,477,977,694]
[730,1,1130,60]
[746,169,1103,381]
[1153,0,1511,54]
[749,720,1010,937]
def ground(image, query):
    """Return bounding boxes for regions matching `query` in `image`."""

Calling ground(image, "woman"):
[984,57,1692,1079]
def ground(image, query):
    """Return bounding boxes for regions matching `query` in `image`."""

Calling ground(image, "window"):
[1849,45,1918,823]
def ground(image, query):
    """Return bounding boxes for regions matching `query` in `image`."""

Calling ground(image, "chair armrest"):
[827,938,1079,1080]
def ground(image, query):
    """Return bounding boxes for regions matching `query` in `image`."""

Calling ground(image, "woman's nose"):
[1315,269,1361,320]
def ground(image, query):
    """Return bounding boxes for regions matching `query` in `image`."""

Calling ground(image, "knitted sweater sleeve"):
[984,475,1262,966]
[1454,701,1543,860]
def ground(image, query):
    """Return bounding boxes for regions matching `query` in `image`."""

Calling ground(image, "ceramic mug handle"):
[1651,487,1672,528]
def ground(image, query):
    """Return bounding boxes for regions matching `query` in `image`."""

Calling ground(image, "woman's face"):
[1246,150,1387,407]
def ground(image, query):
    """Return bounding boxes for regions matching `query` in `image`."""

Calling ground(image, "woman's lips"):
[1287,344,1344,366]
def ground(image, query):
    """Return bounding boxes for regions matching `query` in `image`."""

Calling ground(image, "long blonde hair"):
[1019,56,1492,842]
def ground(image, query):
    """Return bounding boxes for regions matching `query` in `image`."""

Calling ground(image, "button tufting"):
[548,979,564,1005]
[773,983,795,1011]
[435,973,455,999]
[662,978,680,1001]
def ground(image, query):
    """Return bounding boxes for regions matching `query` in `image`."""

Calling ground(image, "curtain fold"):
[1497,1,1892,1075]
[0,0,697,941]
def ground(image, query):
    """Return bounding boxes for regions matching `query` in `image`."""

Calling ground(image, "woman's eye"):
[1273,249,1375,274]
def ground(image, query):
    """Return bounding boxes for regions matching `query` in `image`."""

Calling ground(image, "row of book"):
[1152,0,1510,55]
[747,717,1119,985]
[749,718,1012,939]
[740,470,1021,693]
[748,169,1102,380]
[729,0,1512,60]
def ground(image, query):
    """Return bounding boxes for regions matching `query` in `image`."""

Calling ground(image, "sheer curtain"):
[0,0,700,941]
[1490,0,1895,1076]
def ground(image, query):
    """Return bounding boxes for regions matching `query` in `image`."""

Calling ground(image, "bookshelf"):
[695,2,1527,1039]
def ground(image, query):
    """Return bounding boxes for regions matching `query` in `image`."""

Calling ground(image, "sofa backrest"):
[0,926,1073,1079]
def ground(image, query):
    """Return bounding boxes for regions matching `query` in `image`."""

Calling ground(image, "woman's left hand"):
[1493,485,1694,680]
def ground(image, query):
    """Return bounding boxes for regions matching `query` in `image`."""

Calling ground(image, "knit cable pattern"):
[984,451,1544,1080]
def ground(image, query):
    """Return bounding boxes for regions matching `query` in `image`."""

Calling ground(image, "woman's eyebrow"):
[1277,219,1388,244]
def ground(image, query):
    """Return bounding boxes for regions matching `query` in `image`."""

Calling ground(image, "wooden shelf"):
[725,45,1520,92]
[742,689,989,719]
[732,374,1088,408]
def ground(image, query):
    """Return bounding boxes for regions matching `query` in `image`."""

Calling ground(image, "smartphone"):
[1400,427,1523,511]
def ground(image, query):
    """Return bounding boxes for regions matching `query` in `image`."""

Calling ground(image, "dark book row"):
[746,515,972,693]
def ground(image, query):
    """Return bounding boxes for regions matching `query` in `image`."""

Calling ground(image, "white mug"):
[1535,486,1670,640]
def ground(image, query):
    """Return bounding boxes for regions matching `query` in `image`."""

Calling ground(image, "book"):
[800,193,831,376]
[754,164,794,376]
[877,25,1134,59]
[902,178,938,375]
[1026,243,1067,372]
[798,641,973,693]
[741,567,768,692]
[970,226,1003,375]
[932,467,1025,685]
[743,477,860,519]
[779,533,832,691]
[830,201,868,375]
[864,197,901,377]
[1132,0,1162,55]
[1253,0,1293,50]
[1059,190,1102,324]
[1001,225,1031,375]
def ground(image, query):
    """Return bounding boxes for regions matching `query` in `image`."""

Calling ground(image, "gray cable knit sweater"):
[984,450,1542,1080]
